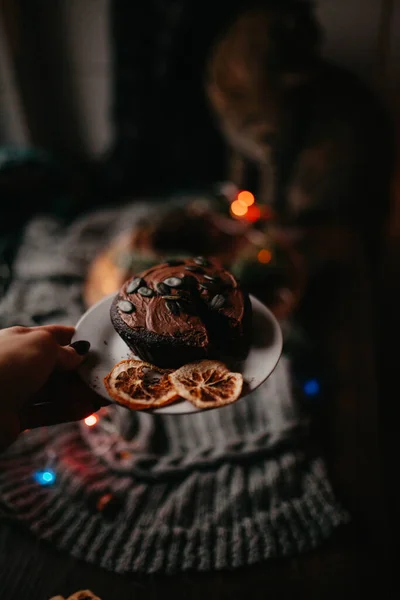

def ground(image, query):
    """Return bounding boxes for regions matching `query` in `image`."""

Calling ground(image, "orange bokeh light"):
[237,190,255,206]
[230,200,248,217]
[257,249,272,264]
[84,414,98,427]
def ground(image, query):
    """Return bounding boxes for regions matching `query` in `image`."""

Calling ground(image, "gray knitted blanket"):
[0,201,349,574]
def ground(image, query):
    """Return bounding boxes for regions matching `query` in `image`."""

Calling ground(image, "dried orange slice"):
[169,360,243,409]
[104,359,178,410]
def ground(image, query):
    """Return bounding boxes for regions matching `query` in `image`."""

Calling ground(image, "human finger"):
[34,325,77,346]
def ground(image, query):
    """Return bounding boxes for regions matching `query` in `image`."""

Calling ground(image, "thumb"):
[57,340,91,371]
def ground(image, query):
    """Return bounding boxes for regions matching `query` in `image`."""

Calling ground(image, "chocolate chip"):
[166,300,180,315]
[204,275,220,283]
[184,265,204,273]
[156,282,170,295]
[194,256,210,267]
[126,277,143,294]
[164,277,182,288]
[138,286,154,297]
[165,259,184,266]
[210,294,226,309]
[118,300,135,313]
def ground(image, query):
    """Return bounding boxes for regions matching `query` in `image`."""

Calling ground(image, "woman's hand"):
[0,325,102,450]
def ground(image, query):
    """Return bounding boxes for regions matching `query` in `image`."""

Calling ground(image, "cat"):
[205,0,394,236]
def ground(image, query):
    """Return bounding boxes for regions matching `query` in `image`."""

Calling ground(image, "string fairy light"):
[84,414,98,427]
[246,205,261,222]
[230,199,248,217]
[229,190,266,224]
[257,249,272,264]
[303,379,320,397]
[34,469,56,486]
[237,190,255,207]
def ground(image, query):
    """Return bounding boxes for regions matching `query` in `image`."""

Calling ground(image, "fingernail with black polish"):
[70,340,91,355]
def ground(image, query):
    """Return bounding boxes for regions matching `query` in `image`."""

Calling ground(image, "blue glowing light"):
[34,469,56,486]
[303,379,320,396]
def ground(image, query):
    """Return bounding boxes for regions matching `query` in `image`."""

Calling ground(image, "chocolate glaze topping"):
[116,257,246,350]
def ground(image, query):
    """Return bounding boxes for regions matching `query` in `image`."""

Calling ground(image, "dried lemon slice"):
[169,360,243,409]
[104,359,178,410]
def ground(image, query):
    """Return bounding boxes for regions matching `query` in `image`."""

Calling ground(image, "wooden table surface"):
[0,228,396,599]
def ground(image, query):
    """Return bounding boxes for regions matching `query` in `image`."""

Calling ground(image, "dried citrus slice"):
[104,359,178,410]
[169,360,243,409]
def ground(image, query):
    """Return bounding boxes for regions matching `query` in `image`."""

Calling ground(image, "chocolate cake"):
[110,257,252,368]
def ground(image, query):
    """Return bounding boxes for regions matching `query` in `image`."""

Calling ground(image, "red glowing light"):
[246,204,261,222]
[257,249,272,264]
[84,414,98,427]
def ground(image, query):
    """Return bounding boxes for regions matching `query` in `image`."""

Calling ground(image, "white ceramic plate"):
[73,293,283,414]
